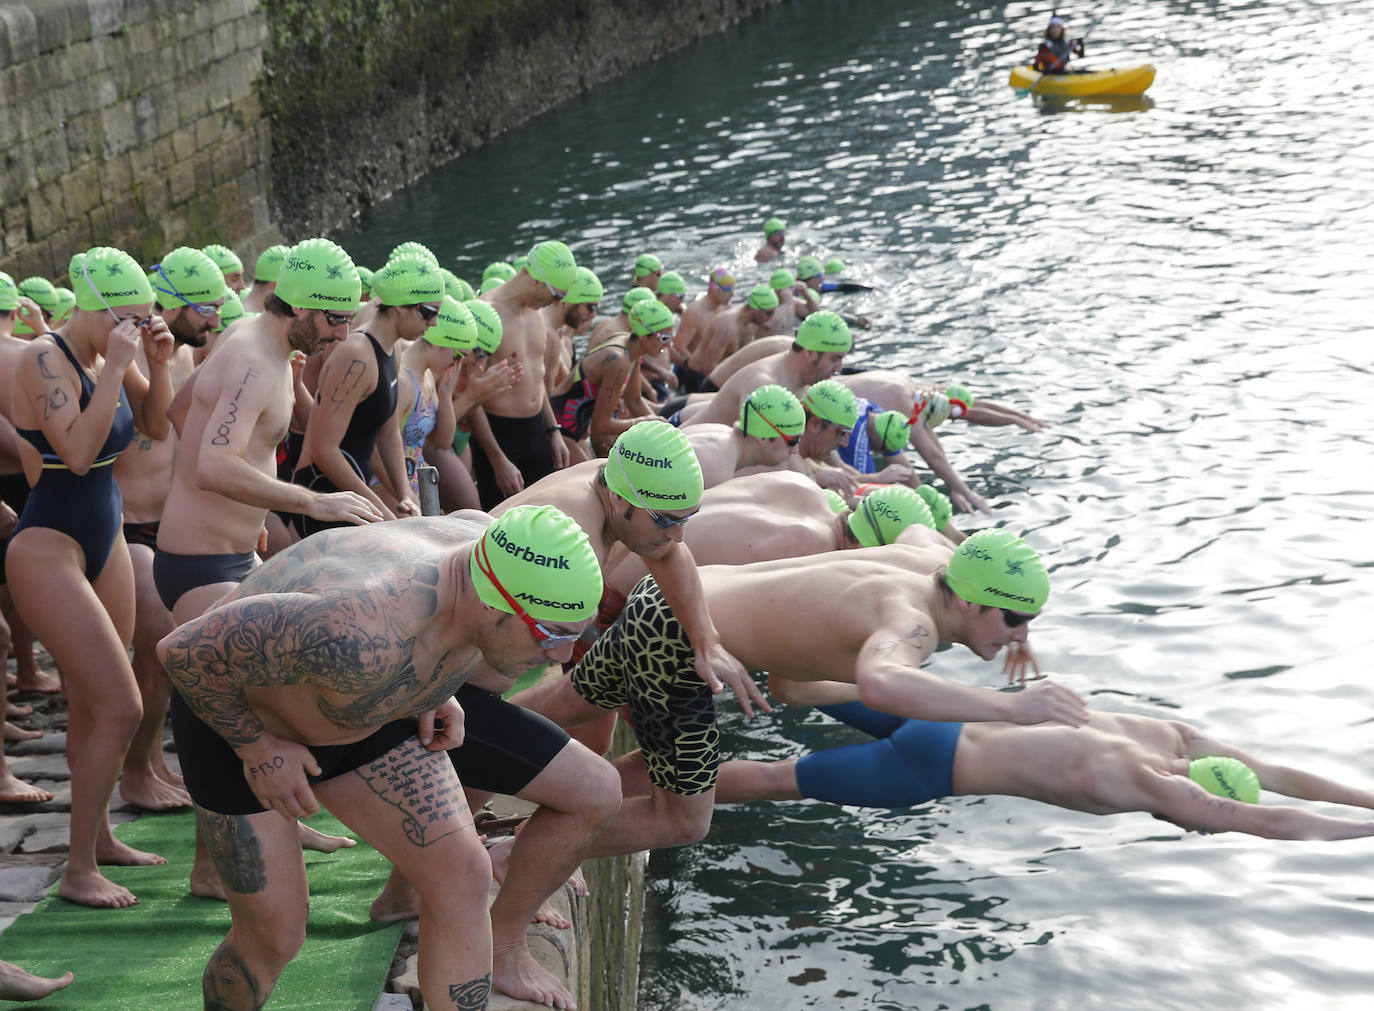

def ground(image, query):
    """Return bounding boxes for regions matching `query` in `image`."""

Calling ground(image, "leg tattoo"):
[203,940,266,1010]
[351,743,465,847]
[448,973,492,1009]
[196,809,268,894]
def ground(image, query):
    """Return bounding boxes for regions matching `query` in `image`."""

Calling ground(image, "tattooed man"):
[157,507,602,1011]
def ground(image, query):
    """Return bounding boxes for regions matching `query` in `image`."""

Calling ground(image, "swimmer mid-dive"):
[718,697,1374,841]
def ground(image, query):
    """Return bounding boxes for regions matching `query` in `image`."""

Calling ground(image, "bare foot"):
[119,772,192,811]
[369,878,420,923]
[298,820,356,853]
[3,722,41,742]
[0,771,52,804]
[189,858,227,902]
[566,865,588,898]
[493,940,576,1010]
[95,837,167,867]
[532,899,572,930]
[5,701,32,718]
[12,671,60,694]
[58,868,138,909]
[153,761,185,790]
[0,960,73,1001]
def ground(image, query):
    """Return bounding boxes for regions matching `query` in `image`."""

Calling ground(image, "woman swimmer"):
[5,246,176,908]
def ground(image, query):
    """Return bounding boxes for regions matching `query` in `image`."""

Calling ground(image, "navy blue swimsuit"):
[11,335,135,581]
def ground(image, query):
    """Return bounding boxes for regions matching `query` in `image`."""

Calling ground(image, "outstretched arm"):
[908,423,988,514]
[1145,772,1374,841]
[1184,727,1374,811]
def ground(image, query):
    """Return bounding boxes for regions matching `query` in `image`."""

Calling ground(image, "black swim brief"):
[152,548,257,612]
[169,691,420,816]
[446,683,570,796]
[122,520,160,550]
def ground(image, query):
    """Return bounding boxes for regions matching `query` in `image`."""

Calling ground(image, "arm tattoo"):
[352,742,464,847]
[196,809,268,894]
[39,386,69,419]
[329,359,369,412]
[209,367,262,446]
[36,350,58,380]
[448,974,492,1010]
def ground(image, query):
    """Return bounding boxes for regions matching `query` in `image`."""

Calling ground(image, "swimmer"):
[515,528,1086,857]
[681,384,805,488]
[631,253,663,292]
[550,299,677,458]
[542,266,603,395]
[719,699,1374,841]
[7,246,178,907]
[656,271,687,316]
[757,268,812,335]
[115,246,232,813]
[678,310,852,428]
[202,243,246,294]
[389,297,473,502]
[796,256,871,328]
[604,473,942,601]
[241,243,288,313]
[702,334,794,391]
[294,252,443,528]
[157,507,605,1011]
[786,378,865,495]
[11,278,56,338]
[468,241,579,508]
[755,216,787,264]
[678,284,778,382]
[0,276,56,698]
[672,268,735,393]
[840,370,1049,432]
[585,285,654,352]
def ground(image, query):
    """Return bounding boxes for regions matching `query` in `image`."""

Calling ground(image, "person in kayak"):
[1034,16,1084,73]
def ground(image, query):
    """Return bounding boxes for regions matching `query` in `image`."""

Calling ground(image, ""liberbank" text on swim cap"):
[619,450,673,468]
[490,528,571,569]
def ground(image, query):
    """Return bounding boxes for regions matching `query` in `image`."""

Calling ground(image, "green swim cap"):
[565,267,604,306]
[202,243,243,276]
[633,253,663,279]
[740,384,805,439]
[0,271,18,312]
[254,244,289,283]
[373,254,445,307]
[796,256,824,281]
[525,240,578,293]
[796,310,853,353]
[1188,757,1260,804]
[622,286,655,312]
[479,276,504,294]
[747,284,779,311]
[915,485,952,531]
[356,265,375,298]
[769,268,797,291]
[605,421,703,511]
[275,238,361,311]
[824,258,846,275]
[463,299,504,354]
[215,290,246,332]
[437,268,461,297]
[68,247,154,314]
[152,246,229,308]
[511,255,529,273]
[52,286,76,324]
[946,383,976,418]
[628,299,675,337]
[656,271,686,296]
[764,217,786,237]
[447,275,476,301]
[945,529,1050,614]
[390,242,440,269]
[801,379,859,428]
[470,505,603,623]
[824,488,848,514]
[424,295,478,351]
[874,410,912,452]
[17,277,58,314]
[483,261,518,285]
[849,486,936,547]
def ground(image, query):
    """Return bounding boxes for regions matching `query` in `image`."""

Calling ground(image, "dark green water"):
[339,0,1374,1006]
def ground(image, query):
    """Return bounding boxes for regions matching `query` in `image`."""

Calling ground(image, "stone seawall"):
[0,0,276,278]
[2,0,784,279]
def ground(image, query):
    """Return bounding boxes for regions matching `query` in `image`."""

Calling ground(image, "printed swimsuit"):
[550,338,633,442]
[401,368,437,494]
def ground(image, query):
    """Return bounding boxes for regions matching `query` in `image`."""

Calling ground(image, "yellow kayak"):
[1009,64,1156,97]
